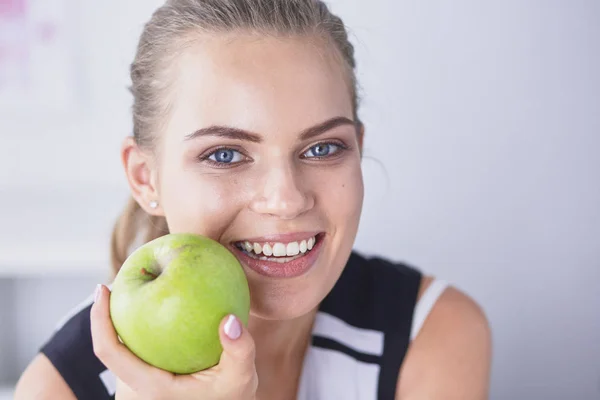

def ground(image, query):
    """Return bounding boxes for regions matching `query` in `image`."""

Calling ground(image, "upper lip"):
[232,231,323,244]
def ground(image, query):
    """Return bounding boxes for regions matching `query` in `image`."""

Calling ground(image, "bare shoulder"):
[14,354,77,400]
[397,276,492,400]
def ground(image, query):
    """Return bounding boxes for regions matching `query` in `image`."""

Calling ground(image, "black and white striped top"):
[41,251,448,400]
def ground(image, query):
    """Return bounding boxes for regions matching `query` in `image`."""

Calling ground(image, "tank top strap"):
[410,279,449,341]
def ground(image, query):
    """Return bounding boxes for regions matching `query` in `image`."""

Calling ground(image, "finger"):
[90,284,169,392]
[217,314,256,381]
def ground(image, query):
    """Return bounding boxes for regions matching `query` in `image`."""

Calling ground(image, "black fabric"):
[371,256,422,400]
[40,303,114,400]
[317,252,422,400]
[40,251,421,400]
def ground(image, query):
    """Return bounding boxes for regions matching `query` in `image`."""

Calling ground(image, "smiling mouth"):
[233,233,324,264]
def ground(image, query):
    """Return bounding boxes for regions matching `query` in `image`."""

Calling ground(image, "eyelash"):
[198,146,250,168]
[198,141,349,168]
[300,141,349,160]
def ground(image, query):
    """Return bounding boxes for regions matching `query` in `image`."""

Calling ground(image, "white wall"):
[355,1,600,399]
[1,1,599,399]
[334,1,600,399]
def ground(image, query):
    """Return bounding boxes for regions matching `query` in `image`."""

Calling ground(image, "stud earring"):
[149,200,159,209]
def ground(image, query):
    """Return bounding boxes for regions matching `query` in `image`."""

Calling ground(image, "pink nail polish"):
[94,284,101,303]
[224,315,242,340]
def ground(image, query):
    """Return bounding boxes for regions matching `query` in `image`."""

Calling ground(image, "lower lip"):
[231,236,324,279]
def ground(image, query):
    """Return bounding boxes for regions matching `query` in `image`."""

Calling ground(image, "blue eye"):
[303,143,342,158]
[208,148,244,164]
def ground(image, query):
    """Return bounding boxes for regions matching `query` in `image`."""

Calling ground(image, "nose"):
[249,163,314,219]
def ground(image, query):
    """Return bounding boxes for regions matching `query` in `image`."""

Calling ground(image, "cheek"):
[316,162,364,222]
[158,163,248,238]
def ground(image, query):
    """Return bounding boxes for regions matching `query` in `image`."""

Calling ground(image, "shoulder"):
[398,278,492,399]
[28,294,115,399]
[415,277,490,342]
[14,354,77,400]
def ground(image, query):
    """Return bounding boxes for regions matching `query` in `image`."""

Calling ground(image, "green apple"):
[109,233,250,374]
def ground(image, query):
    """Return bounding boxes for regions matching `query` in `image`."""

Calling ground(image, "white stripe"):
[297,346,379,400]
[410,279,449,341]
[99,369,117,396]
[312,312,384,356]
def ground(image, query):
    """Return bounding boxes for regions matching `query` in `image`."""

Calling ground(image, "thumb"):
[217,314,256,378]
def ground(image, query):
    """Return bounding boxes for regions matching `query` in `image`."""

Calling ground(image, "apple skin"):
[109,233,250,374]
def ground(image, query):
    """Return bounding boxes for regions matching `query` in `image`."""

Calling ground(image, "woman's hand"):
[90,285,258,400]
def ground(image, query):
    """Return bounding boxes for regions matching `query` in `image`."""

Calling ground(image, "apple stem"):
[140,268,158,280]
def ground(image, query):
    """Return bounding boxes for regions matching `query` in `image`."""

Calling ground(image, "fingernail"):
[224,315,242,340]
[94,284,102,303]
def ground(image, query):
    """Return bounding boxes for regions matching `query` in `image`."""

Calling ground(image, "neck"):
[248,308,316,365]
[248,308,316,397]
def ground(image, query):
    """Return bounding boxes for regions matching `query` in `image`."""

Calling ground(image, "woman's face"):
[154,34,363,320]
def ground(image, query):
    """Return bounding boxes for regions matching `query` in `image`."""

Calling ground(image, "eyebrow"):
[184,116,356,143]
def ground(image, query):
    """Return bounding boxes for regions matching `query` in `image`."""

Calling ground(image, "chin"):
[249,297,318,322]
[249,265,332,321]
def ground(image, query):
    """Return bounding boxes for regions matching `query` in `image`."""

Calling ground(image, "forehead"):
[167,33,354,136]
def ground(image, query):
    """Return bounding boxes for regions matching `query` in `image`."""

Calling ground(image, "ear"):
[120,136,163,216]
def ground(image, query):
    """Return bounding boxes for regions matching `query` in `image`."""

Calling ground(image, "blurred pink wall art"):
[0,0,78,114]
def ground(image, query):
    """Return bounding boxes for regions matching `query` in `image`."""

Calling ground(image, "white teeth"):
[299,240,308,253]
[262,243,273,256]
[272,243,287,257]
[239,235,318,257]
[244,251,305,263]
[286,242,300,256]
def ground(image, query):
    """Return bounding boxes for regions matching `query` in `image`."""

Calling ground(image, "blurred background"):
[0,0,599,399]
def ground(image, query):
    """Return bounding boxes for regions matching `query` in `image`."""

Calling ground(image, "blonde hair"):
[111,0,361,276]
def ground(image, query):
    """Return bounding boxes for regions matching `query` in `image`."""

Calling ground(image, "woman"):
[15,0,491,399]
